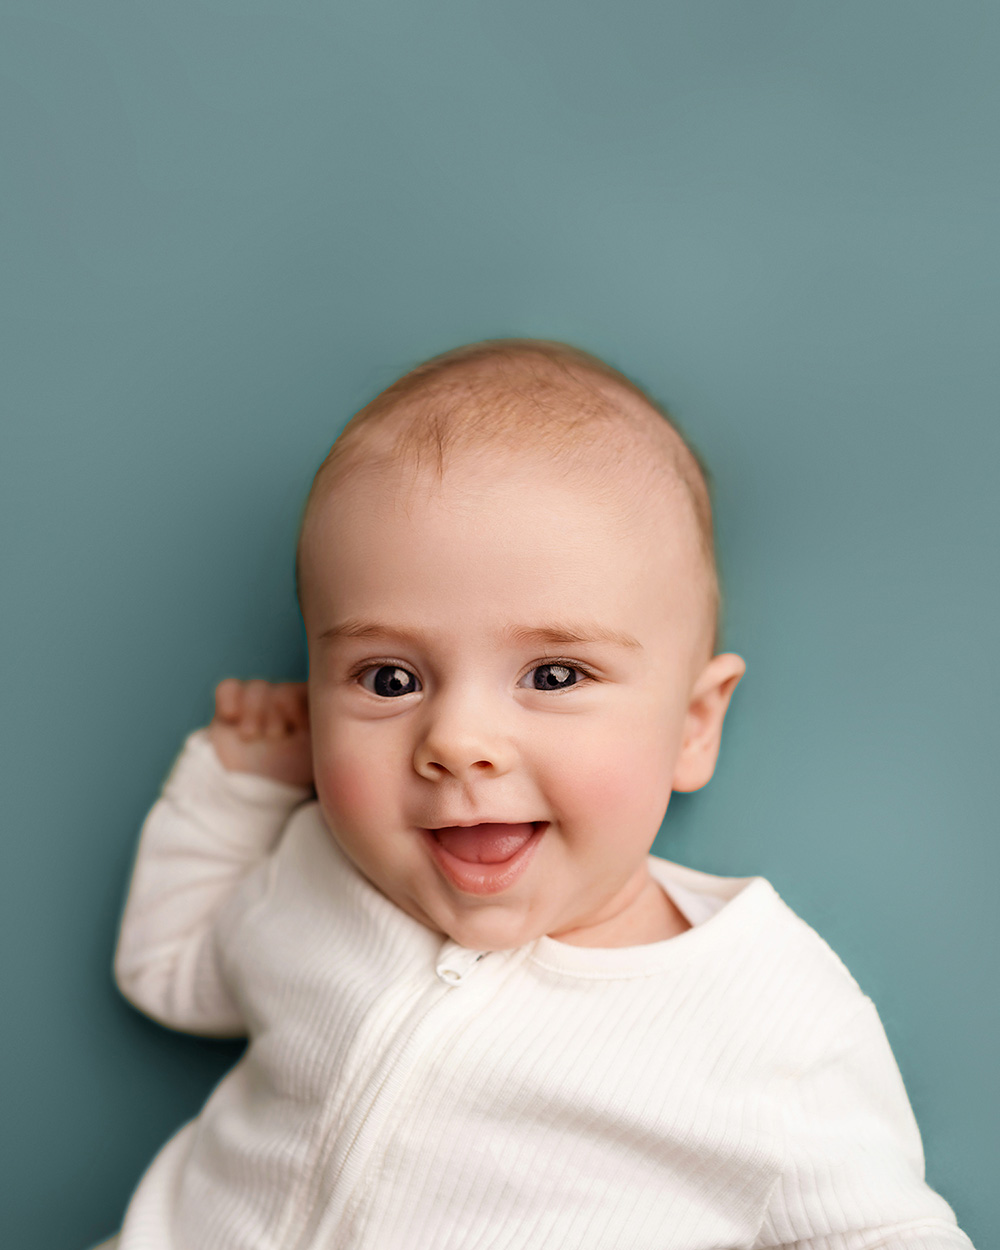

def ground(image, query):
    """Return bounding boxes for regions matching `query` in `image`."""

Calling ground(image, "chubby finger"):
[239,680,270,739]
[214,678,244,723]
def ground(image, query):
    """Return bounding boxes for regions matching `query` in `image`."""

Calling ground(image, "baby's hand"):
[209,680,314,789]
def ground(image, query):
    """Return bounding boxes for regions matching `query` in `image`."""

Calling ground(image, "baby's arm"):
[755,998,975,1249]
[113,681,313,1036]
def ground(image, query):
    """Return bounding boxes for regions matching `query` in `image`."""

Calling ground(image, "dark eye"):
[524,663,583,691]
[361,665,421,698]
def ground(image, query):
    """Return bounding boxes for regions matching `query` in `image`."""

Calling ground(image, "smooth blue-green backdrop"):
[2,3,996,1246]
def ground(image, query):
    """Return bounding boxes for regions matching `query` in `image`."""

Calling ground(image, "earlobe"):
[671,653,746,793]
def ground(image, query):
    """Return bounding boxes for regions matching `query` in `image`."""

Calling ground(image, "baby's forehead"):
[304,450,717,672]
[299,346,720,653]
[332,442,687,544]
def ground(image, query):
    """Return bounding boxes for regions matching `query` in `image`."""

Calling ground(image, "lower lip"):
[421,823,547,895]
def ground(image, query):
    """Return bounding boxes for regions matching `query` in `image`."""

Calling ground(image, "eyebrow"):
[317,618,643,651]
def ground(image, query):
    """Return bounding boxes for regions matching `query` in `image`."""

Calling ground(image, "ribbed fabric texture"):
[111,732,974,1250]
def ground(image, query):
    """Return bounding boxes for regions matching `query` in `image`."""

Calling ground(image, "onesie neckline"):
[526,858,776,979]
[301,798,777,982]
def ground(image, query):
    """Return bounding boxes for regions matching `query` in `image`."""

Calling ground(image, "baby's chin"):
[418,890,557,953]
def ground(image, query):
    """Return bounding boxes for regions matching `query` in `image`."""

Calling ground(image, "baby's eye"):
[359,665,422,698]
[520,663,585,691]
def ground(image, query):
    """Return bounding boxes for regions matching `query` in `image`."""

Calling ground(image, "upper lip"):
[423,819,543,830]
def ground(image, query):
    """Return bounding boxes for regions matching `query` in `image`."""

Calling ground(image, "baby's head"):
[296,341,744,950]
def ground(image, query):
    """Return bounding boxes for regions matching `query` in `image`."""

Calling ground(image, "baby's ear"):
[671,653,745,793]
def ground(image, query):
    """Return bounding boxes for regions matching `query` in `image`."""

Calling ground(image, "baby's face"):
[302,454,736,951]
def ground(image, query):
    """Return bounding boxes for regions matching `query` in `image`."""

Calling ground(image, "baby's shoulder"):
[654,858,868,1046]
[750,878,860,983]
[733,885,880,1073]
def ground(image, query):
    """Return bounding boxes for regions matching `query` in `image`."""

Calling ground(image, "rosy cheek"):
[315,749,383,822]
[553,730,667,821]
[319,770,363,818]
[574,758,644,809]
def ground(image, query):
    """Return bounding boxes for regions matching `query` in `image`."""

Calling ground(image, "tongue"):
[433,823,535,864]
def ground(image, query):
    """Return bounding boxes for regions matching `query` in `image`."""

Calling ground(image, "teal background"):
[2,3,996,1245]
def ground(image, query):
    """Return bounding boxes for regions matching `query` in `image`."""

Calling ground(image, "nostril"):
[416,756,499,778]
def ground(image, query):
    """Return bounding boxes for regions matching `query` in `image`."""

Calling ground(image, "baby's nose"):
[411,695,516,781]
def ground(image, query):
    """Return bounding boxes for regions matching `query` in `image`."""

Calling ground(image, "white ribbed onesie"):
[110,731,974,1249]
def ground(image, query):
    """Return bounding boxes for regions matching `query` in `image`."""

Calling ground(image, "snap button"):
[435,942,489,985]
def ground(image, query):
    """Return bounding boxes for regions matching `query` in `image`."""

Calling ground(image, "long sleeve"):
[113,730,312,1037]
[755,997,974,1249]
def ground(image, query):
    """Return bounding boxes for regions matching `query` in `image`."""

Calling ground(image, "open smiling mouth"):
[421,822,548,895]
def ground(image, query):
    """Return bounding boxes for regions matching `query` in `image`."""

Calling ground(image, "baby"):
[106,341,973,1249]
